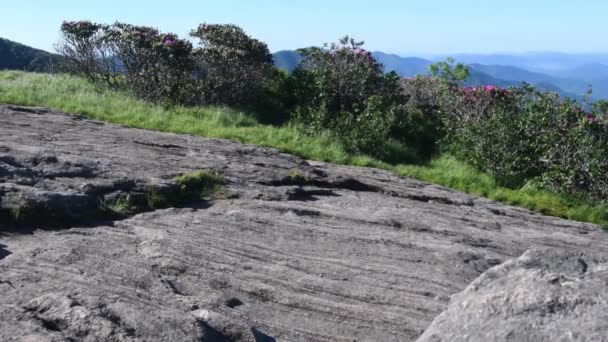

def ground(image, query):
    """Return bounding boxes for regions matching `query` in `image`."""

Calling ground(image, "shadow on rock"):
[202,323,236,342]
[286,187,341,202]
[252,327,276,342]
[0,243,11,260]
[1,200,214,234]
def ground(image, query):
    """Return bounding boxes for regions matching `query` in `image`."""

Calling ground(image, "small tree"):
[291,36,408,157]
[57,21,121,87]
[58,21,194,103]
[190,24,275,106]
[428,57,470,83]
[107,23,194,103]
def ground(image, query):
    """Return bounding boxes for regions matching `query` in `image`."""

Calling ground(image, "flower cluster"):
[163,36,176,45]
[573,106,598,123]
[117,25,160,49]
[328,47,373,63]
[461,85,511,103]
[109,25,192,57]
[584,113,596,123]
[462,85,508,94]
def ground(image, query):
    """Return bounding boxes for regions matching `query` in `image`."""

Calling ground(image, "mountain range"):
[2,37,607,101]
[274,50,608,101]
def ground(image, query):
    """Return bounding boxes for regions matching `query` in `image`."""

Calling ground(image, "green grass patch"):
[287,169,311,184]
[2,71,607,227]
[174,170,225,200]
[98,195,137,218]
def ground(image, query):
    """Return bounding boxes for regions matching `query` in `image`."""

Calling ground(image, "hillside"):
[4,71,608,227]
[272,50,303,72]
[373,51,432,76]
[272,50,606,100]
[0,37,61,72]
[449,52,608,72]
[2,104,608,341]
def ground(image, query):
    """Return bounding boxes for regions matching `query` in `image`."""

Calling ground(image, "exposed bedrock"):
[1,105,607,341]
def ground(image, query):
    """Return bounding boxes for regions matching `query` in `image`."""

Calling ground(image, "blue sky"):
[2,0,606,55]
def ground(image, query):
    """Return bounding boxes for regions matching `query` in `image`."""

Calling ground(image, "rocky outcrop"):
[417,249,608,342]
[1,104,607,341]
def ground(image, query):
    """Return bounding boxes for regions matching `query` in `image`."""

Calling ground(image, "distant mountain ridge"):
[273,50,608,100]
[2,37,606,100]
[0,37,61,72]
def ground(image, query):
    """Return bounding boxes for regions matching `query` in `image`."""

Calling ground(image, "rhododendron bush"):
[58,21,121,87]
[404,75,608,198]
[109,23,194,102]
[58,21,274,105]
[291,36,410,158]
[59,21,194,102]
[190,23,275,106]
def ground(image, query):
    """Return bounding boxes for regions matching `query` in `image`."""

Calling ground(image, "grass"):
[174,170,225,199]
[287,169,311,183]
[99,195,136,217]
[2,71,607,227]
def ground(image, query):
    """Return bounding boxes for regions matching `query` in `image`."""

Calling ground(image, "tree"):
[428,57,470,83]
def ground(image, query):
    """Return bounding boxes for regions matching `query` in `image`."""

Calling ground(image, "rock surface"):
[417,249,608,342]
[1,104,607,341]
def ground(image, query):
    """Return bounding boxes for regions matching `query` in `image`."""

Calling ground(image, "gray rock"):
[1,105,608,341]
[417,249,608,342]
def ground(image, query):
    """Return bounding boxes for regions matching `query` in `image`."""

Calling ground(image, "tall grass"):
[1,71,607,227]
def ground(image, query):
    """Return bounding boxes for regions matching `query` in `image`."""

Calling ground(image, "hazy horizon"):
[6,33,608,60]
[3,0,608,56]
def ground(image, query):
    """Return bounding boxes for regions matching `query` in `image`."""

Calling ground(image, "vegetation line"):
[1,71,607,227]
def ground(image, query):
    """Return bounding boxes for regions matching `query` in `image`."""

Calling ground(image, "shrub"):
[428,57,470,83]
[400,76,453,159]
[444,84,608,198]
[291,36,408,159]
[401,75,608,199]
[190,24,275,106]
[58,21,194,103]
[57,21,121,86]
[445,86,549,187]
[242,68,297,125]
[107,23,194,103]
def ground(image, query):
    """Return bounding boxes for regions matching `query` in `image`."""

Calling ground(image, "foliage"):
[174,170,224,199]
[58,21,194,102]
[287,169,311,183]
[400,73,608,200]
[428,57,470,83]
[400,76,451,159]
[99,195,135,217]
[57,21,121,86]
[108,23,194,103]
[57,21,276,108]
[442,84,608,199]
[291,36,409,158]
[235,68,296,125]
[190,24,275,106]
